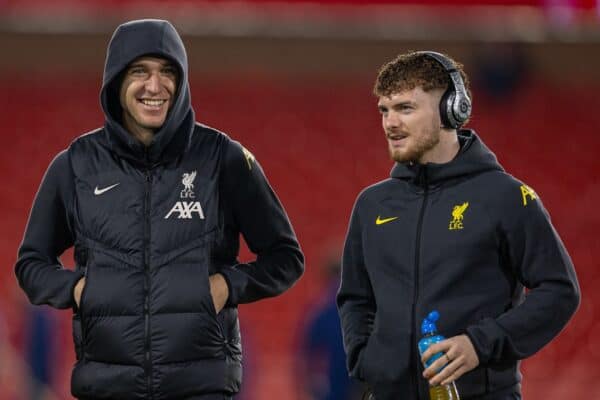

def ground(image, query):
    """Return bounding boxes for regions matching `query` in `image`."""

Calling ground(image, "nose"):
[384,111,400,131]
[145,72,161,94]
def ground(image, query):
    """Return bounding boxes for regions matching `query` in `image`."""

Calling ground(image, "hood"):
[100,19,195,166]
[390,130,503,185]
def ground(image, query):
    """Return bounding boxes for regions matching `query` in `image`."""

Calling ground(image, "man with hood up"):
[15,19,304,399]
[336,51,580,399]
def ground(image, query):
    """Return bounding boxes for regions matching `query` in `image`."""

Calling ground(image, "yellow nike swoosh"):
[376,216,398,225]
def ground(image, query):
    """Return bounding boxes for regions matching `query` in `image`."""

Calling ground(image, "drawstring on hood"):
[100,19,195,166]
[390,130,503,186]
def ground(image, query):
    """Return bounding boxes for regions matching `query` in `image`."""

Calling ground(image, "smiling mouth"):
[139,99,168,107]
[387,133,407,140]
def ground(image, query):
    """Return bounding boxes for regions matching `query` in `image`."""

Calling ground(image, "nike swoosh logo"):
[94,183,120,195]
[376,216,398,225]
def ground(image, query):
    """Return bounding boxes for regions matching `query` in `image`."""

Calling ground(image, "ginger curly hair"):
[374,51,471,100]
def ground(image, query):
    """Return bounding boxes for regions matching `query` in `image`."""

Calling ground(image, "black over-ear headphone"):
[417,51,472,129]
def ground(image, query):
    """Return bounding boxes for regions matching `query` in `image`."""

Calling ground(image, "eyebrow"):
[127,61,176,69]
[378,101,415,109]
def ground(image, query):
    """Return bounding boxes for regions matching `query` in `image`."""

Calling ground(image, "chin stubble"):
[389,129,440,163]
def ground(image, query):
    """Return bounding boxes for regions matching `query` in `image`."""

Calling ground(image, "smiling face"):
[378,86,445,164]
[119,56,178,137]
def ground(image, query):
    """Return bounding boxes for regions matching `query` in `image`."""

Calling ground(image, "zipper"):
[143,166,153,398]
[411,166,429,398]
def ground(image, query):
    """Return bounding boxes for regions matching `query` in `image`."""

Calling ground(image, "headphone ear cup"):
[454,97,472,125]
[439,89,456,129]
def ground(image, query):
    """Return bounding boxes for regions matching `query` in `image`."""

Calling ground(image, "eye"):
[129,67,146,75]
[162,66,177,78]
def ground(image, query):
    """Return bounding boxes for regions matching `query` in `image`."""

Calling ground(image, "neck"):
[419,129,460,164]
[123,113,154,147]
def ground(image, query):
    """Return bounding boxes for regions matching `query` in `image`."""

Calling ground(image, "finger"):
[423,353,450,378]
[421,341,451,363]
[440,364,469,386]
[427,340,451,355]
[429,358,462,386]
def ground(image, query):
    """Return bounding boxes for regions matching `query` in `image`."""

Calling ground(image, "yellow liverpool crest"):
[449,202,469,230]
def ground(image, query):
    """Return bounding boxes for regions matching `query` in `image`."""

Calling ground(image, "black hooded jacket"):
[15,19,304,399]
[337,131,579,399]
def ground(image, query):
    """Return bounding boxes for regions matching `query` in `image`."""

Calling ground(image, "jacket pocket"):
[359,307,412,385]
[78,261,92,350]
[72,314,83,360]
[202,265,226,340]
[73,246,91,358]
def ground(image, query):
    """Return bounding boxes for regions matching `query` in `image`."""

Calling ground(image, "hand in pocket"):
[209,273,229,314]
[74,277,87,308]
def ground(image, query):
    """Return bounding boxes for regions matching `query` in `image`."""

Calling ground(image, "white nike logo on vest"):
[94,183,120,195]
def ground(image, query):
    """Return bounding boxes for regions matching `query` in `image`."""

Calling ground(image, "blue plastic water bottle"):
[417,311,460,400]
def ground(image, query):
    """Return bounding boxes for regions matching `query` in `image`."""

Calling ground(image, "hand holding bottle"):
[421,333,480,386]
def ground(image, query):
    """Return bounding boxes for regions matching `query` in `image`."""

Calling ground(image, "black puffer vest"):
[70,126,242,399]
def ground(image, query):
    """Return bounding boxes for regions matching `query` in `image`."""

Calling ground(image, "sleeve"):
[15,150,84,309]
[218,141,304,306]
[336,196,376,380]
[465,182,580,365]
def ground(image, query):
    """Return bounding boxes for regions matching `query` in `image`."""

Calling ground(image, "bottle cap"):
[421,310,440,335]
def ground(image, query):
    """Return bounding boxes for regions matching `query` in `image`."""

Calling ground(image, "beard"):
[388,127,440,164]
